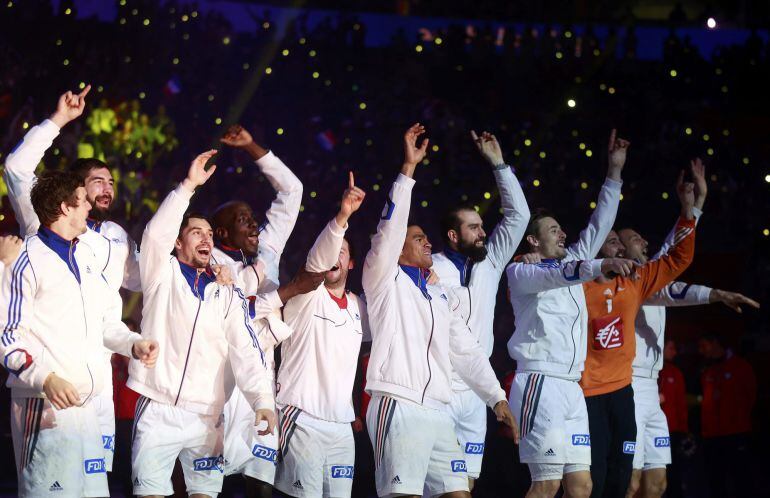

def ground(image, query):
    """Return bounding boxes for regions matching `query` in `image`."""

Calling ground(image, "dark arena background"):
[0,1,769,497]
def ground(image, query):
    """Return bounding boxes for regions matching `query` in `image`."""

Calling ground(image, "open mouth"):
[94,196,112,209]
[196,246,211,257]
[247,233,258,245]
[557,241,566,248]
[330,265,340,271]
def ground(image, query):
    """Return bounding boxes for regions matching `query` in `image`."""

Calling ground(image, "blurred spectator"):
[698,333,757,498]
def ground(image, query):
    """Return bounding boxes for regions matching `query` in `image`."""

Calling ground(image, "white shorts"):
[223,387,278,484]
[632,377,672,470]
[509,373,591,477]
[131,396,225,497]
[11,397,109,497]
[365,394,469,497]
[92,387,116,472]
[275,406,355,498]
[448,389,487,479]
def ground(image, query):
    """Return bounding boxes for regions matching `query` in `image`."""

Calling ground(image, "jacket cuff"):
[252,392,275,411]
[40,119,62,135]
[264,289,283,309]
[395,173,416,188]
[603,177,623,189]
[694,285,713,303]
[329,217,348,236]
[486,387,507,409]
[175,183,195,200]
[587,259,605,279]
[254,149,277,168]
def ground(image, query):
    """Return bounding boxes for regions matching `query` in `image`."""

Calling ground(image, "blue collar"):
[537,258,561,268]
[444,248,473,286]
[400,264,431,299]
[215,242,256,266]
[38,226,81,283]
[86,218,102,233]
[178,261,217,298]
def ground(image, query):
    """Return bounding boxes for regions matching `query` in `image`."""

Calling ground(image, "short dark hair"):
[30,170,84,227]
[69,158,109,181]
[524,208,557,250]
[440,204,477,245]
[178,212,212,238]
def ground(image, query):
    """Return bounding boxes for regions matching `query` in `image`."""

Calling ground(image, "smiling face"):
[526,216,567,259]
[324,239,353,288]
[399,225,433,268]
[175,216,214,268]
[618,228,649,264]
[599,230,625,258]
[213,201,259,256]
[83,167,115,221]
[448,209,488,262]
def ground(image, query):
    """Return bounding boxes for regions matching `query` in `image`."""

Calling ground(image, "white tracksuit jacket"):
[279,218,369,422]
[363,174,506,410]
[127,185,275,415]
[210,149,302,382]
[506,177,622,380]
[431,165,530,391]
[633,209,711,379]
[0,227,141,399]
[4,119,143,400]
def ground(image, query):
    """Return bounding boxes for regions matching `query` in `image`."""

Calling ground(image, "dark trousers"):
[586,385,637,498]
[702,433,751,498]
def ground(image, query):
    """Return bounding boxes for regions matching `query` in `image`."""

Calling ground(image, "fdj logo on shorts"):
[84,458,106,474]
[102,435,114,451]
[465,442,485,454]
[623,441,636,454]
[451,460,467,472]
[572,434,591,446]
[654,437,671,448]
[193,456,224,473]
[331,465,354,479]
[252,444,277,462]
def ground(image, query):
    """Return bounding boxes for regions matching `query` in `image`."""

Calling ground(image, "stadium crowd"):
[0,1,767,497]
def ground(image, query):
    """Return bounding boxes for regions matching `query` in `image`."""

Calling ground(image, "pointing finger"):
[349,171,355,189]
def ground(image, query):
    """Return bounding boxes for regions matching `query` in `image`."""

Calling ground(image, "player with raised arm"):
[274,172,367,498]
[0,170,157,497]
[430,130,530,488]
[363,124,516,498]
[210,124,310,498]
[3,85,142,472]
[128,150,277,498]
[506,130,629,498]
[622,160,759,498]
[580,171,699,498]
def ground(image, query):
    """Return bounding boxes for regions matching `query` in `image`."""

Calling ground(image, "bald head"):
[212,200,260,256]
[618,228,649,264]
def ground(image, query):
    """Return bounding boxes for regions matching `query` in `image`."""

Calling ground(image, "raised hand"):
[711,289,760,314]
[50,85,91,128]
[43,373,80,410]
[0,235,22,266]
[132,340,159,368]
[519,252,542,265]
[676,170,695,219]
[182,149,218,191]
[255,408,277,436]
[690,158,707,210]
[401,123,429,176]
[607,128,630,181]
[220,124,254,148]
[471,130,504,166]
[338,172,366,224]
